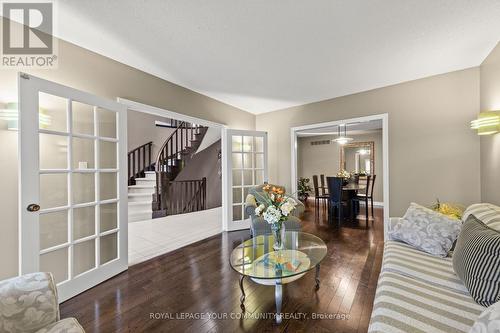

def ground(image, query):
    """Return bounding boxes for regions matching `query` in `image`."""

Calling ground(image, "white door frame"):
[19,73,128,302]
[290,113,390,239]
[117,98,230,231]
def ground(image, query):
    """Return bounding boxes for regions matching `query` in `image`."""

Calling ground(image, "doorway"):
[290,114,390,238]
[118,99,268,264]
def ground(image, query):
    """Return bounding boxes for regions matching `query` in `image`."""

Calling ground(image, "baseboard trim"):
[308,197,384,207]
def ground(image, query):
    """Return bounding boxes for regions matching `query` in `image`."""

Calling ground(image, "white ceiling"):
[56,0,500,114]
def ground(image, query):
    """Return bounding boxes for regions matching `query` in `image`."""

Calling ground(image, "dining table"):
[324,182,367,221]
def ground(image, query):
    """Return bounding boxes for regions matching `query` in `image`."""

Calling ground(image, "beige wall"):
[0,34,254,280]
[298,130,384,202]
[256,68,481,216]
[479,42,500,205]
[127,110,175,159]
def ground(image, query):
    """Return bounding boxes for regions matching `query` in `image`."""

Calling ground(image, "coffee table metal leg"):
[275,279,282,324]
[239,275,246,311]
[315,264,321,290]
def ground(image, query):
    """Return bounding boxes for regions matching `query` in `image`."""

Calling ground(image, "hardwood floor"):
[61,200,384,333]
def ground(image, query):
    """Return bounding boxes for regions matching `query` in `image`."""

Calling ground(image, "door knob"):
[27,204,40,212]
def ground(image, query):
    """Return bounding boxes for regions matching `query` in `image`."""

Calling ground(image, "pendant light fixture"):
[333,124,353,145]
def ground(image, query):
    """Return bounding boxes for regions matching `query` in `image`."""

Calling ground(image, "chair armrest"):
[0,272,59,333]
[291,200,305,217]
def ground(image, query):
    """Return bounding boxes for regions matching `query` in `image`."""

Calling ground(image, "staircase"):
[127,121,208,222]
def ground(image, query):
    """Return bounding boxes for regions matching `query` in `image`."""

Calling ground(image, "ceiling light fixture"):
[333,124,353,145]
[471,111,500,135]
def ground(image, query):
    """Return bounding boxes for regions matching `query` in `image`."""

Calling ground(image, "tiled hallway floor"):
[128,207,222,265]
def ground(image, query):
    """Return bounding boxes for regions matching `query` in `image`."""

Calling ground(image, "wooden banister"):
[128,141,153,185]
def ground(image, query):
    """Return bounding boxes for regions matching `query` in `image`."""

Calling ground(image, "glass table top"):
[230,232,327,279]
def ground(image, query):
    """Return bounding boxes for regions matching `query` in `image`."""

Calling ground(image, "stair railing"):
[128,141,153,185]
[165,178,207,215]
[155,121,203,213]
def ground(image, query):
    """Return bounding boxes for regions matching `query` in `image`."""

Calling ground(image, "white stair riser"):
[128,187,155,194]
[128,194,153,202]
[144,172,156,180]
[135,178,156,186]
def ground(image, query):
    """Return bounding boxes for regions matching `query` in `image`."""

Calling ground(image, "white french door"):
[224,129,268,231]
[18,73,128,302]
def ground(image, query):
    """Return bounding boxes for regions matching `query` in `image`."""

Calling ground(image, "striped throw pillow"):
[452,215,500,306]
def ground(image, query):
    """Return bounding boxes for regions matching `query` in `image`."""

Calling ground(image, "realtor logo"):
[1,1,58,68]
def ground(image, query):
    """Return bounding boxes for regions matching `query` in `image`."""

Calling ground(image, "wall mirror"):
[340,141,374,175]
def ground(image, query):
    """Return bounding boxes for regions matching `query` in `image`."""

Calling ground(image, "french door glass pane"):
[72,137,95,169]
[233,205,242,221]
[73,173,95,204]
[100,233,118,265]
[99,141,117,169]
[243,153,252,168]
[232,170,242,186]
[243,170,253,185]
[39,92,67,132]
[40,173,68,209]
[40,210,68,250]
[232,188,242,204]
[72,101,94,135]
[97,108,116,138]
[232,136,242,152]
[255,137,264,152]
[255,153,264,169]
[40,247,68,284]
[243,136,253,152]
[39,133,68,169]
[232,153,242,169]
[73,206,95,240]
[73,240,96,276]
[100,202,117,232]
[100,172,117,200]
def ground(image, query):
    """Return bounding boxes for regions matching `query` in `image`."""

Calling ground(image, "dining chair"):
[326,176,348,226]
[312,175,328,217]
[352,175,373,226]
[320,174,328,195]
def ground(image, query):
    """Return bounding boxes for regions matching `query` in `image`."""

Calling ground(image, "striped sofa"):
[368,203,500,333]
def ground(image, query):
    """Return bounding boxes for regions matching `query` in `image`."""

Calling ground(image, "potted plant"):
[297,177,312,202]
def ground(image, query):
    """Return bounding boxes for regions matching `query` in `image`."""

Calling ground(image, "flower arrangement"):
[430,199,465,220]
[253,184,298,250]
[336,169,351,179]
[254,185,298,224]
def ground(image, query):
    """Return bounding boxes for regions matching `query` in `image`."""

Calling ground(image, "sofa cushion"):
[463,203,500,231]
[35,318,85,333]
[453,215,500,307]
[469,301,500,333]
[389,202,462,257]
[383,241,469,294]
[368,271,485,333]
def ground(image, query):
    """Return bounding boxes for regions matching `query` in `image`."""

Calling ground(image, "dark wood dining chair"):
[326,176,348,226]
[320,174,328,195]
[312,175,328,217]
[352,175,375,226]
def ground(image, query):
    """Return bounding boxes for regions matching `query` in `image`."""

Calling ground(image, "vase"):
[271,222,285,251]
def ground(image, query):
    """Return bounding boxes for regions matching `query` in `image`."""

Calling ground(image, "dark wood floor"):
[61,200,384,333]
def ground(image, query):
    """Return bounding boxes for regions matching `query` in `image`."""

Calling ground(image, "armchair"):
[0,272,85,333]
[244,184,304,237]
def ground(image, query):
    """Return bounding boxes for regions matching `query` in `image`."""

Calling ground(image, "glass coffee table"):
[230,232,327,323]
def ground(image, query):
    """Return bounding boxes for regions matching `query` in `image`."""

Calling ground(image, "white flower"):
[280,202,293,216]
[286,197,297,206]
[254,204,265,216]
[263,206,282,224]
